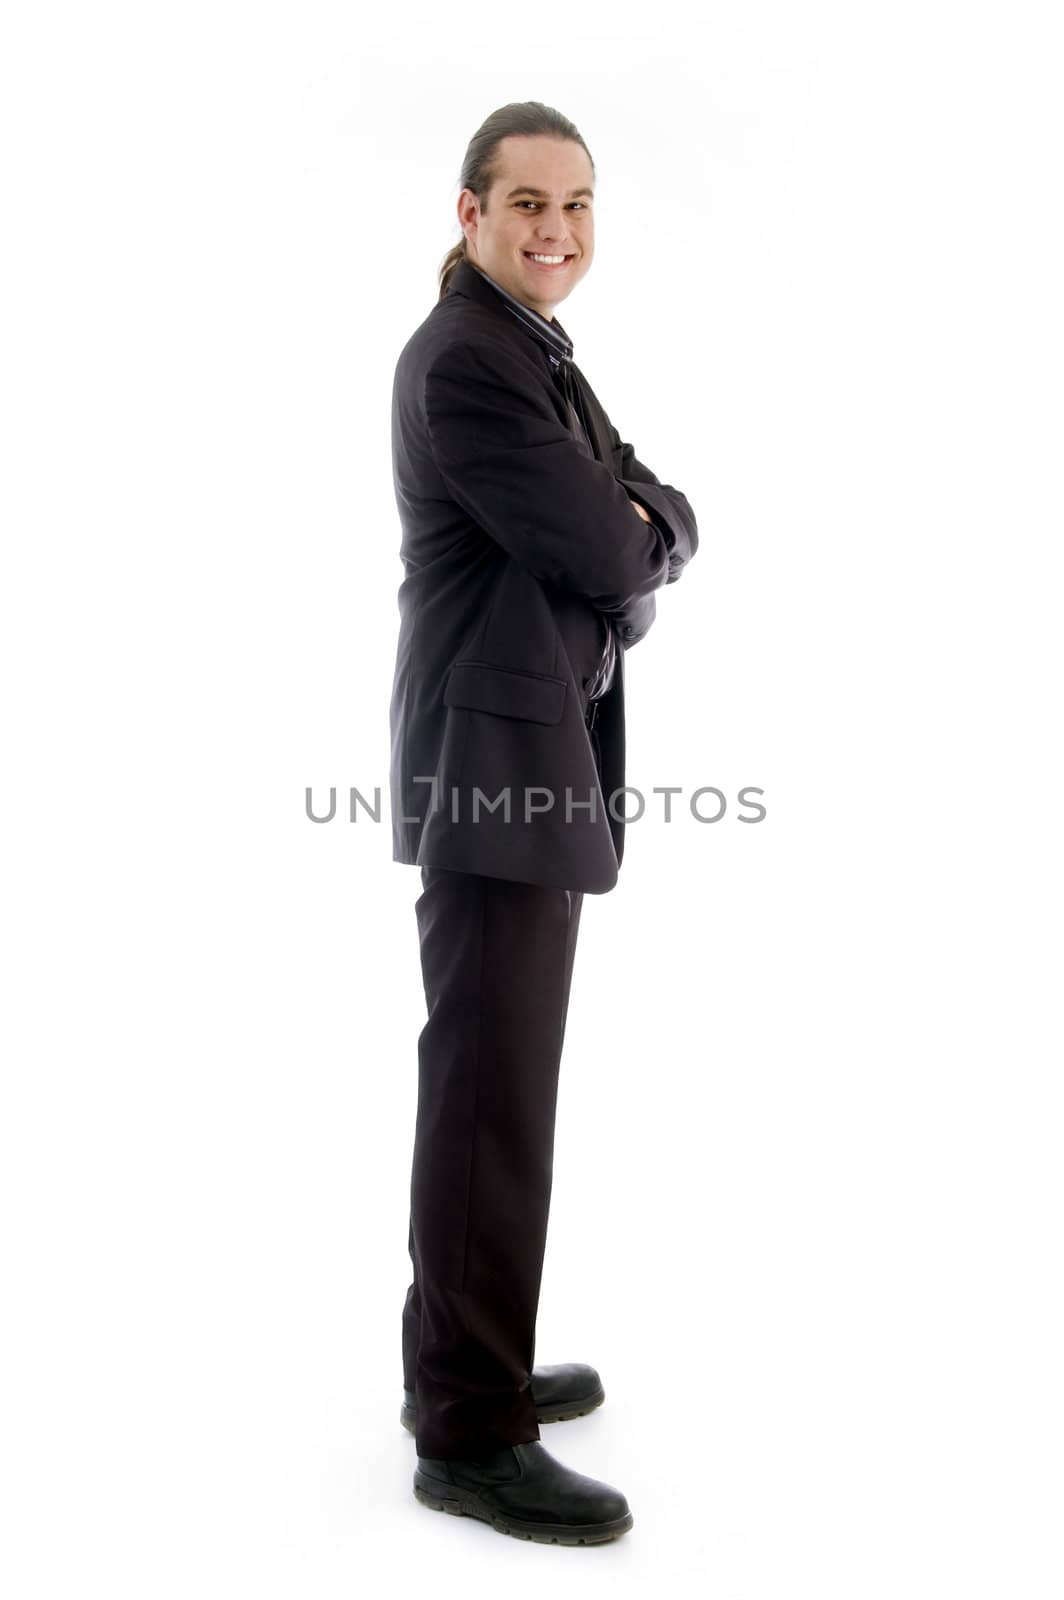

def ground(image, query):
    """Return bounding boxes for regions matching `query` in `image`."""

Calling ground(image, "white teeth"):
[526,253,568,264]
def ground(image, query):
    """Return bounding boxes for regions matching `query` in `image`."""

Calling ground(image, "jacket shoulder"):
[394,297,551,393]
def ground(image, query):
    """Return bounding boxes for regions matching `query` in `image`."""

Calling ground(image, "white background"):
[2,2,1061,1596]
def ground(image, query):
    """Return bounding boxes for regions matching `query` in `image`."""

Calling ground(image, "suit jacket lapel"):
[446,259,612,464]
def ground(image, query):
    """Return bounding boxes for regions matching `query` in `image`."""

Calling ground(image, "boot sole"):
[399,1385,606,1435]
[412,1472,633,1544]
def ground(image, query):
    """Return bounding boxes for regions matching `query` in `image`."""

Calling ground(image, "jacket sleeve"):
[422,339,676,610]
[602,589,656,648]
[608,423,699,585]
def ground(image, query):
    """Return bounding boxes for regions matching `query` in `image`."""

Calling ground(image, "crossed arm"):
[423,338,698,645]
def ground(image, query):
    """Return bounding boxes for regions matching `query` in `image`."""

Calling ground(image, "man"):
[388,112,699,1543]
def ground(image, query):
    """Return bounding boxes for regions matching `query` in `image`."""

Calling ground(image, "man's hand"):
[629,498,653,523]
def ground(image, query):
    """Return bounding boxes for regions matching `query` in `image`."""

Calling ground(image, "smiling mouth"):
[523,251,575,269]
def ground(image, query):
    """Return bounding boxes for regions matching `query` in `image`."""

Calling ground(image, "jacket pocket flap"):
[443,661,566,725]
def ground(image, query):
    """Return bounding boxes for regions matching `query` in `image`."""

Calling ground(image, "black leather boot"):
[413,1439,633,1544]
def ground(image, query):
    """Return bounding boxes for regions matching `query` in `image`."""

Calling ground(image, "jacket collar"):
[444,256,574,373]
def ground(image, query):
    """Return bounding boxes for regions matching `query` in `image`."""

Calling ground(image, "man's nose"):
[534,211,570,241]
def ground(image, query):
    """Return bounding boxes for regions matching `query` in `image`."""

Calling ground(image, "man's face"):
[458,134,595,321]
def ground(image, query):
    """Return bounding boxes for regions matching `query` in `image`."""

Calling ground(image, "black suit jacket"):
[388,257,699,893]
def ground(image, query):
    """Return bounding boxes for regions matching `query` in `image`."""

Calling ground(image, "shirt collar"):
[444,257,574,371]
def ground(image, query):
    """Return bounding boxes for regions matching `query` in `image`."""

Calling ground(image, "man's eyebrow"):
[504,186,595,200]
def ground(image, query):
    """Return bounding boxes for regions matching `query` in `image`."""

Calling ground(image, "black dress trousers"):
[401,862,584,1459]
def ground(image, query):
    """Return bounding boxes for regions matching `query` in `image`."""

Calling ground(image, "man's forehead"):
[492,136,593,195]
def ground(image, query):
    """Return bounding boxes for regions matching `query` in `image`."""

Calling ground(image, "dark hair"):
[438,101,595,302]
